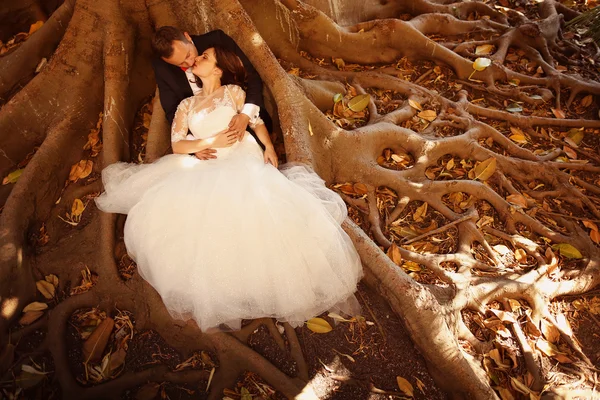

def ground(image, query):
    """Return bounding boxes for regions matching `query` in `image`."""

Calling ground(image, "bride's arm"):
[170,98,236,154]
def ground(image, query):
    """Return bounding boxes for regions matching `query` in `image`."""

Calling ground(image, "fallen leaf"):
[408,99,423,111]
[515,249,527,262]
[387,243,403,265]
[83,317,115,363]
[555,313,572,336]
[415,377,426,394]
[563,146,577,159]
[23,302,48,313]
[509,134,528,144]
[475,44,494,55]
[69,160,93,182]
[36,280,55,299]
[306,317,333,333]
[353,183,368,195]
[396,376,414,397]
[490,309,517,323]
[333,58,345,70]
[333,93,343,103]
[566,128,584,146]
[28,21,44,35]
[551,108,566,119]
[506,103,523,113]
[109,347,127,374]
[417,110,437,122]
[498,387,515,400]
[308,121,314,136]
[473,157,497,181]
[581,95,592,107]
[19,311,44,326]
[506,194,528,208]
[16,365,46,389]
[536,338,562,357]
[551,243,583,259]
[446,158,455,170]
[591,230,600,244]
[540,320,560,343]
[2,169,24,185]
[327,312,354,323]
[413,202,428,222]
[510,377,531,395]
[583,221,598,231]
[473,57,492,71]
[347,94,370,112]
[45,274,59,288]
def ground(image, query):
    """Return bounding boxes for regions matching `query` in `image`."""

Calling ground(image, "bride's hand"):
[210,130,238,148]
[263,146,278,168]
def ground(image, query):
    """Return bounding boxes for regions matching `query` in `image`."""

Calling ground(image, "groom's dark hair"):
[152,26,189,58]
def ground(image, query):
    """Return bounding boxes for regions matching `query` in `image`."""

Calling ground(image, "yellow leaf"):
[566,128,584,146]
[581,95,593,107]
[2,169,24,185]
[551,108,566,119]
[475,44,494,55]
[23,302,48,313]
[472,57,492,71]
[333,58,345,70]
[70,199,85,218]
[515,249,527,262]
[347,94,370,112]
[408,99,423,111]
[36,280,55,299]
[551,243,582,259]
[45,274,59,288]
[387,243,403,265]
[28,21,44,35]
[473,157,496,181]
[509,134,528,144]
[396,376,414,397]
[417,110,437,122]
[446,158,455,170]
[69,160,93,182]
[306,318,333,333]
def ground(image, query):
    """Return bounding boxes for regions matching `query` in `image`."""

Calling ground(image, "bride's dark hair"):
[193,46,246,88]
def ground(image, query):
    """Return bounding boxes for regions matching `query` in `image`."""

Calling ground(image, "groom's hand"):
[227,114,250,141]
[195,148,217,160]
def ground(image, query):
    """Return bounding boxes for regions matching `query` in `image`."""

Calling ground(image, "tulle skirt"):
[96,136,363,331]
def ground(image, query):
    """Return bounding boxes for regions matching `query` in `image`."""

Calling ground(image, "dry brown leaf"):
[446,158,455,170]
[583,220,599,231]
[387,243,403,265]
[475,44,494,55]
[498,387,515,400]
[489,309,517,323]
[515,249,527,262]
[535,338,561,356]
[540,320,560,343]
[109,347,127,374]
[509,134,528,144]
[510,377,531,395]
[591,230,600,244]
[83,317,115,363]
[36,280,55,299]
[581,95,593,107]
[413,202,428,222]
[45,274,59,288]
[69,160,93,182]
[473,157,497,181]
[353,183,368,195]
[506,194,528,208]
[551,108,566,119]
[555,313,572,336]
[396,376,414,397]
[489,348,510,369]
[19,311,44,326]
[563,146,577,159]
[415,378,426,395]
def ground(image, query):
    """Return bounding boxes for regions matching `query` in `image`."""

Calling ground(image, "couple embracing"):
[96,26,363,332]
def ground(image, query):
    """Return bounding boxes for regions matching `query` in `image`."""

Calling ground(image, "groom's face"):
[163,33,198,69]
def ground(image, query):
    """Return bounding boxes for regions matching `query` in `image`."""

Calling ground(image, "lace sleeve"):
[171,98,193,143]
[228,85,264,129]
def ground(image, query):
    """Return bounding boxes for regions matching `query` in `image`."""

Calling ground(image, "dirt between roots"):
[59,283,446,399]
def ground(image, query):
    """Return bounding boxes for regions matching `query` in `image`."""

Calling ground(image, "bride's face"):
[191,48,220,79]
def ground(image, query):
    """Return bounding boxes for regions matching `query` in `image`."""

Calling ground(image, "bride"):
[96,46,363,331]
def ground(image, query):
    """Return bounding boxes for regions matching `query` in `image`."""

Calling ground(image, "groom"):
[151,26,270,159]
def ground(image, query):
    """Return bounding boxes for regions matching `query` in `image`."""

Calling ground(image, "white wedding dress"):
[96,85,363,331]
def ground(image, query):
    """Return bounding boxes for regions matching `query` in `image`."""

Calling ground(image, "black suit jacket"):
[152,30,266,127]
